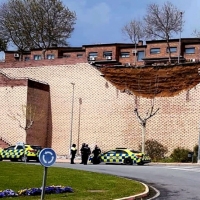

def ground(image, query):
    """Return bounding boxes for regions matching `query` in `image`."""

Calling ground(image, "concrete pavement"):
[56,155,200,165]
[55,156,199,200]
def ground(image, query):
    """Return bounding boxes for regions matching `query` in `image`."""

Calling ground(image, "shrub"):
[170,147,191,162]
[193,144,198,163]
[139,139,168,161]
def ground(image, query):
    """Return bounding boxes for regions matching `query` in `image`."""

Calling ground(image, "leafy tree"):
[144,1,183,63]
[122,19,145,65]
[0,0,76,60]
[0,38,7,51]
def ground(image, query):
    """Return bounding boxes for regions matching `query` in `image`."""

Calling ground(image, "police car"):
[100,148,151,165]
[0,143,42,162]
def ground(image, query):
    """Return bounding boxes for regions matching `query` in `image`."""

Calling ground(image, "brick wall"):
[145,41,180,58]
[0,63,200,156]
[0,58,86,68]
[85,46,117,61]
[0,73,50,148]
[0,85,28,145]
[26,80,50,147]
[184,44,200,61]
[119,47,146,66]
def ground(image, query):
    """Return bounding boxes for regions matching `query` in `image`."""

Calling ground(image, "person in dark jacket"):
[80,143,86,164]
[92,145,101,164]
[70,144,77,164]
[82,144,91,165]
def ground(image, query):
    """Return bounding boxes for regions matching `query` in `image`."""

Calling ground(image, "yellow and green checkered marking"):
[0,146,40,161]
[100,148,151,165]
[0,149,32,159]
[101,152,141,164]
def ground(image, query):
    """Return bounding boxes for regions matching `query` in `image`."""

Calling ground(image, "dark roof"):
[4,50,31,54]
[83,43,146,48]
[146,37,200,44]
[31,46,83,51]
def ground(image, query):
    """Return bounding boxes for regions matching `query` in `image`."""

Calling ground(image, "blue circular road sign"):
[39,148,56,167]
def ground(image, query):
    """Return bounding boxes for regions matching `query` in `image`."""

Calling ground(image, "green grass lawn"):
[0,162,145,200]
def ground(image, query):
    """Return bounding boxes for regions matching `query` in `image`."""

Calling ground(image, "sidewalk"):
[55,155,200,165]
[56,155,80,163]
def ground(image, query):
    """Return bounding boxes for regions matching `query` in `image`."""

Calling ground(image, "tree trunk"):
[19,52,23,61]
[166,37,171,63]
[141,122,146,153]
[134,43,137,66]
[42,49,46,59]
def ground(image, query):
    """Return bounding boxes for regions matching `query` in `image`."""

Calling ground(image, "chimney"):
[138,40,143,46]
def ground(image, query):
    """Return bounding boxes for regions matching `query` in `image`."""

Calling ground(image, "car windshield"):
[4,146,15,150]
[31,145,42,150]
[130,150,140,153]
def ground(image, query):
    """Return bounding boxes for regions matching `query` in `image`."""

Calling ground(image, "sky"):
[64,0,200,46]
[1,0,200,59]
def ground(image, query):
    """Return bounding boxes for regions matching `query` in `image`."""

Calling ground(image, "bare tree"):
[122,19,145,65]
[193,30,200,37]
[0,0,76,60]
[8,104,45,130]
[134,100,159,153]
[144,1,183,63]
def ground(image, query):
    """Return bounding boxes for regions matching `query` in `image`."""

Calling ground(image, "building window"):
[137,51,145,61]
[34,55,42,60]
[185,47,195,54]
[103,51,112,60]
[88,52,97,60]
[150,48,160,54]
[103,51,112,57]
[166,47,177,53]
[77,54,83,57]
[47,54,55,59]
[120,52,130,58]
[24,57,30,61]
[63,54,71,58]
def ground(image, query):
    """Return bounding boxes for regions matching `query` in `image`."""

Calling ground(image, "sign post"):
[198,133,200,164]
[39,148,56,200]
[16,142,26,163]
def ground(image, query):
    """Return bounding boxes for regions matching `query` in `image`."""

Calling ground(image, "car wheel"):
[10,158,17,162]
[137,161,144,165]
[20,155,28,162]
[124,158,133,165]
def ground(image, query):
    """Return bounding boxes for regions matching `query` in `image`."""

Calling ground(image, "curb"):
[114,181,149,200]
[147,185,160,200]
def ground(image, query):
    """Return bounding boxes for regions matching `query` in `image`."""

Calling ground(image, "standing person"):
[82,144,91,165]
[92,145,101,164]
[80,143,85,164]
[70,144,77,164]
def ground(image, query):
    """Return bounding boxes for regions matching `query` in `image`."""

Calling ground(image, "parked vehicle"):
[99,148,151,165]
[0,143,42,162]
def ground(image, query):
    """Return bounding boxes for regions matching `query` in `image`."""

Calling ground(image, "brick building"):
[4,38,200,66]
[0,38,200,156]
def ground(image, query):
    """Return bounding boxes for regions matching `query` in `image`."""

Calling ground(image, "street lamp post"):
[69,82,75,157]
[77,98,82,154]
[178,12,183,64]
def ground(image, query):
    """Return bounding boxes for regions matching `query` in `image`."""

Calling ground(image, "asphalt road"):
[52,162,200,200]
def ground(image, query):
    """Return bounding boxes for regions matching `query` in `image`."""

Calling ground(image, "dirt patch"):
[99,62,200,98]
